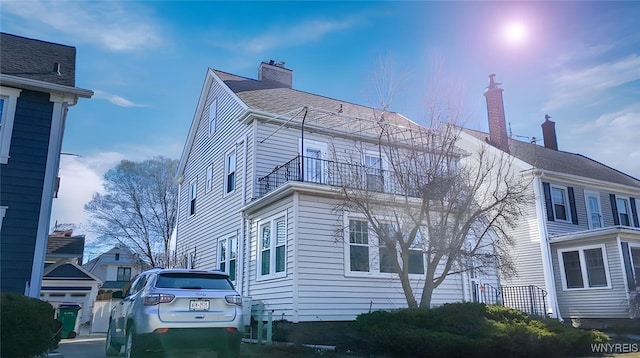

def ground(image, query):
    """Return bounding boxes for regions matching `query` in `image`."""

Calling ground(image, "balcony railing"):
[256,155,424,198]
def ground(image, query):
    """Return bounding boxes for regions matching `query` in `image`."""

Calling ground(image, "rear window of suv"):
[155,272,234,290]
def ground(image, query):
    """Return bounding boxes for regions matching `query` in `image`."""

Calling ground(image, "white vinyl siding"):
[209,99,217,135]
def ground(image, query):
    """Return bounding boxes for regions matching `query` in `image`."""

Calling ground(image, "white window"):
[364,152,384,192]
[206,164,213,192]
[225,150,236,194]
[117,267,131,281]
[0,87,22,164]
[346,217,425,276]
[558,245,611,290]
[257,213,286,279]
[300,139,327,183]
[584,190,602,229]
[551,185,570,222]
[209,99,217,135]
[616,197,631,226]
[218,235,237,282]
[189,180,197,216]
[630,245,640,287]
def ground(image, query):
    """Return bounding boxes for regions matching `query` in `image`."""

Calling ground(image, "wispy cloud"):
[94,90,150,108]
[543,55,640,111]
[565,105,640,179]
[210,16,361,53]
[1,0,163,52]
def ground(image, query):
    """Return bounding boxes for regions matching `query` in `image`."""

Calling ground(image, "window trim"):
[256,211,287,281]
[218,234,237,282]
[629,244,640,288]
[0,86,22,164]
[224,149,237,195]
[116,267,132,281]
[363,150,388,192]
[584,190,603,229]
[299,138,328,184]
[550,184,571,222]
[557,244,611,291]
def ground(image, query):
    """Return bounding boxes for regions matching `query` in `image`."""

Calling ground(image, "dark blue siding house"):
[0,33,92,297]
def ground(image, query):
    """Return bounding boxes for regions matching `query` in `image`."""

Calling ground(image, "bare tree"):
[332,62,532,307]
[84,156,179,267]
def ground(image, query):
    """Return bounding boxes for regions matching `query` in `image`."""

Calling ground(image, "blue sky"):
[2,1,639,247]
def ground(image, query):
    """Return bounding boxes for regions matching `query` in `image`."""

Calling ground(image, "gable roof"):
[462,127,640,189]
[82,245,145,272]
[43,262,101,282]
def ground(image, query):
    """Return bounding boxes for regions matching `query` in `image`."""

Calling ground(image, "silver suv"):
[105,268,243,358]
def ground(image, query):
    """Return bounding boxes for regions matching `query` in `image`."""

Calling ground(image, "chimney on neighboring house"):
[484,74,509,152]
[541,114,558,151]
[258,60,292,88]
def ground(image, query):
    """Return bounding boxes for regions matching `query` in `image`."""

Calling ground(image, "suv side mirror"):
[111,291,124,299]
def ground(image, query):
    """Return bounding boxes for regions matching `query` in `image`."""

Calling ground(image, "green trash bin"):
[57,304,81,339]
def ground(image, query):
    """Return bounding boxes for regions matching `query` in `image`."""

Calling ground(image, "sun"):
[503,21,527,46]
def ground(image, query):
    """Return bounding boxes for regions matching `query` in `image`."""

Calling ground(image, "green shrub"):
[0,292,61,357]
[353,302,609,358]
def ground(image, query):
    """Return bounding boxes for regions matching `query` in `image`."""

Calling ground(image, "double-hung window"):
[408,230,425,274]
[189,180,197,215]
[616,197,631,226]
[218,235,237,281]
[551,186,569,221]
[225,150,236,194]
[584,190,602,229]
[0,87,21,165]
[558,245,610,290]
[364,153,384,192]
[349,219,370,272]
[117,267,131,281]
[258,213,286,279]
[378,224,395,273]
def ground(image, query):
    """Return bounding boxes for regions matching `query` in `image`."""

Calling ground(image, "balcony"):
[256,155,424,199]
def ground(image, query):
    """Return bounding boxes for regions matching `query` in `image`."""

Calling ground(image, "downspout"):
[239,132,249,296]
[300,107,308,182]
[533,174,563,321]
[175,177,183,267]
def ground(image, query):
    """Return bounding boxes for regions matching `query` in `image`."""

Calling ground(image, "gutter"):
[0,74,93,98]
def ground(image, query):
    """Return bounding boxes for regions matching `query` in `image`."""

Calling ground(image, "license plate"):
[189,300,210,311]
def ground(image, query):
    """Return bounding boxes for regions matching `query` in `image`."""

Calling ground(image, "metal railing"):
[473,284,548,318]
[256,155,430,198]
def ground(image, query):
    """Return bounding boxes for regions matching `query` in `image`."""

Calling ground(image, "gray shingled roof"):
[214,69,423,138]
[463,128,640,188]
[0,32,76,87]
[46,234,85,257]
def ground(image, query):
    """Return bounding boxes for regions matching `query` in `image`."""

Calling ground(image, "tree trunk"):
[419,273,435,308]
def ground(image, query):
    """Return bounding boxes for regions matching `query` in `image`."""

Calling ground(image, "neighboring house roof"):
[82,245,145,273]
[0,32,76,86]
[46,234,85,260]
[462,127,640,189]
[42,261,102,283]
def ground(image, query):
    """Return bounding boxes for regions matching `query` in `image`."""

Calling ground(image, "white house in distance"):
[457,75,640,328]
[175,61,498,323]
[83,245,147,293]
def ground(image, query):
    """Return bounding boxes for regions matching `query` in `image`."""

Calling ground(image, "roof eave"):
[0,74,93,98]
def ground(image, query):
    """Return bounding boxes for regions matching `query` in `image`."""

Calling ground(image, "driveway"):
[49,335,108,358]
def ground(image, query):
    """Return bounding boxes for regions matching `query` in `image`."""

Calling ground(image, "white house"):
[175,61,497,323]
[83,245,147,293]
[457,75,640,327]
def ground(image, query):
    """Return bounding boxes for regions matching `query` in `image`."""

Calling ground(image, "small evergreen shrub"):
[353,302,609,358]
[0,292,61,357]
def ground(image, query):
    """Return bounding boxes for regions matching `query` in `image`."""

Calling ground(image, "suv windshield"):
[155,272,234,290]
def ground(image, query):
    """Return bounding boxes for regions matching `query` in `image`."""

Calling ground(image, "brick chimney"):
[484,74,509,152]
[258,60,292,88]
[541,114,558,151]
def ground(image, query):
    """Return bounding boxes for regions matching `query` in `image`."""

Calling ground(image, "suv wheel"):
[124,327,145,358]
[105,324,121,356]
